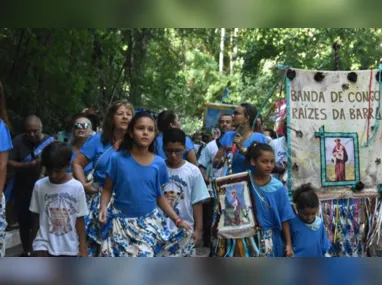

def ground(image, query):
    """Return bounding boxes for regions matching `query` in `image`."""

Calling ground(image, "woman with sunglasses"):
[213,103,268,174]
[72,100,134,256]
[67,114,93,175]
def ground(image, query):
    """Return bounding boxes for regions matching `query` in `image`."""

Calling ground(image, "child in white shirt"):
[162,129,210,249]
[30,142,88,257]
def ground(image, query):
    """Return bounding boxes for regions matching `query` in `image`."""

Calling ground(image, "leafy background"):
[1,28,381,135]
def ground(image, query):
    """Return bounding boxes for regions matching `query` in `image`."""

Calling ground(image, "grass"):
[326,163,355,181]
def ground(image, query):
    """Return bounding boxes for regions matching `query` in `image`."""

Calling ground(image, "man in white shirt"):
[270,125,288,183]
[198,113,233,249]
[198,113,233,184]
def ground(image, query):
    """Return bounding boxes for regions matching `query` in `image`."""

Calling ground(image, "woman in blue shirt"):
[156,110,198,166]
[214,103,268,174]
[99,112,192,257]
[72,100,134,256]
[0,80,13,257]
[67,114,94,175]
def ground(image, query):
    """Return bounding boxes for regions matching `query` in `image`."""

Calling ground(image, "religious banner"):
[287,68,382,195]
[203,103,235,135]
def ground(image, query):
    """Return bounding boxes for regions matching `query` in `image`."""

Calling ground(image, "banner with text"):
[288,68,382,192]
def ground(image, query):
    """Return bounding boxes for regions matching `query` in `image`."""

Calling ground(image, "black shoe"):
[19,252,31,257]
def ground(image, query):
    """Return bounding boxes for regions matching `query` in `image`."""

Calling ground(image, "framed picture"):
[203,103,236,134]
[315,126,360,187]
[213,172,257,239]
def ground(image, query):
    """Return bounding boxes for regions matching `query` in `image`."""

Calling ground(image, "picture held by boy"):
[290,183,330,257]
[162,129,210,249]
[246,143,295,257]
[98,112,193,257]
[30,142,88,257]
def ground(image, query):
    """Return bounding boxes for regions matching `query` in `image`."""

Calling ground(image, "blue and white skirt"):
[0,193,7,257]
[100,207,193,257]
[85,192,114,257]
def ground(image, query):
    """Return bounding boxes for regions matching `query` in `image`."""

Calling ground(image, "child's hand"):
[99,207,108,225]
[285,245,294,257]
[84,181,94,193]
[192,229,203,247]
[177,220,192,231]
[78,246,88,257]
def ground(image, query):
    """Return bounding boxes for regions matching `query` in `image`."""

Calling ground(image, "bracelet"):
[174,218,183,227]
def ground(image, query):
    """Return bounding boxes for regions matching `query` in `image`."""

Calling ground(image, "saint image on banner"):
[332,138,348,181]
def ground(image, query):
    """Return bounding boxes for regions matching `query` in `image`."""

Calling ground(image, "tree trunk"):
[230,28,238,75]
[219,28,225,74]
[128,29,151,107]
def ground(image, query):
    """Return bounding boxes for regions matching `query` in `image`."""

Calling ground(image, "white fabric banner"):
[288,68,382,192]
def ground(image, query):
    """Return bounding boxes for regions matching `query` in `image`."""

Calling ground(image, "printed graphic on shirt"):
[276,150,287,165]
[45,193,77,236]
[163,175,186,215]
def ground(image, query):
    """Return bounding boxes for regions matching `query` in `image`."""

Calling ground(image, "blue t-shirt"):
[106,151,169,218]
[155,134,195,160]
[80,133,115,186]
[67,150,93,176]
[0,119,12,153]
[290,216,330,257]
[252,177,295,257]
[220,131,268,173]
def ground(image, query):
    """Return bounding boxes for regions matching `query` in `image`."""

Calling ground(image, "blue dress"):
[0,119,12,257]
[67,149,93,176]
[100,151,193,257]
[220,131,268,173]
[290,216,330,257]
[106,151,169,218]
[80,133,116,186]
[0,120,12,153]
[251,177,295,257]
[79,133,117,256]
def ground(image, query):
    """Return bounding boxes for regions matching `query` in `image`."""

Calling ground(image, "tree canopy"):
[1,28,381,135]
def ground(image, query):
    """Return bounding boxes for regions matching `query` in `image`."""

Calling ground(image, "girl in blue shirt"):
[99,112,193,257]
[214,103,268,174]
[72,100,134,256]
[247,143,295,257]
[290,183,330,257]
[0,80,13,257]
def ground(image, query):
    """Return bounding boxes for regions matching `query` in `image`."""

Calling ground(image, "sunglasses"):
[74,123,89,129]
[164,148,184,155]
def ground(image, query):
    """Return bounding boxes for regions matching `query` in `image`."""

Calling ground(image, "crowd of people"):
[0,79,330,257]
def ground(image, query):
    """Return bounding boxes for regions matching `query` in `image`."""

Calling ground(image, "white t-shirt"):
[29,177,88,256]
[164,161,210,230]
[269,136,288,180]
[198,139,221,179]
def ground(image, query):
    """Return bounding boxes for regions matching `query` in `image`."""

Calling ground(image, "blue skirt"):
[0,193,7,257]
[100,207,193,257]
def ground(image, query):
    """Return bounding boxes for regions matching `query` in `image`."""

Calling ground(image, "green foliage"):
[1,28,382,135]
